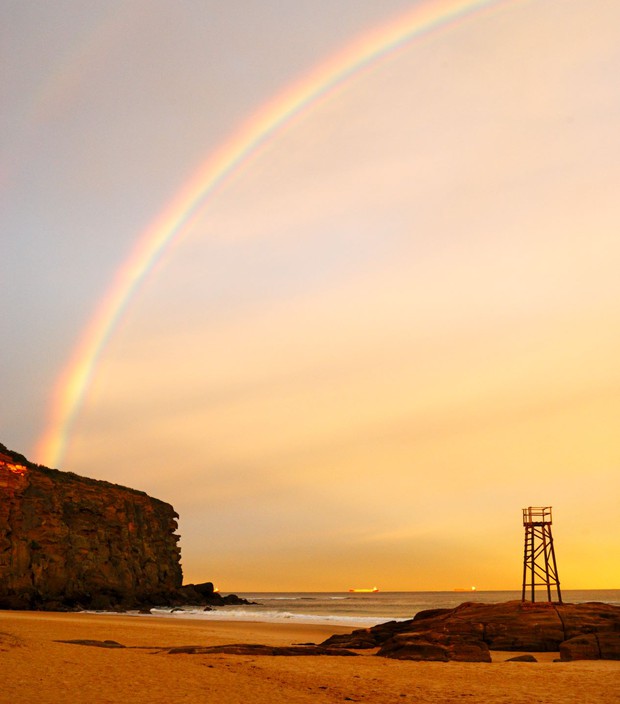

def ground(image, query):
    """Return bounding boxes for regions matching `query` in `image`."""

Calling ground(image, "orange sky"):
[4,0,620,591]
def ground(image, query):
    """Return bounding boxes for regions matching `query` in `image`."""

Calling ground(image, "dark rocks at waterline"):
[175,581,256,607]
[321,600,620,662]
[175,581,218,603]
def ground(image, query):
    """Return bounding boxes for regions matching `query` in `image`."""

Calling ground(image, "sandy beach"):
[1,611,619,703]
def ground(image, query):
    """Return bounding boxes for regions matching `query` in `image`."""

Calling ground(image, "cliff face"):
[0,444,182,609]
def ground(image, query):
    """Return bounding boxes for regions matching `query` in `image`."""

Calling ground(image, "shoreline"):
[2,610,619,703]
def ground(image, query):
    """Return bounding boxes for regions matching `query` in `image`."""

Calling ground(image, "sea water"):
[145,589,620,628]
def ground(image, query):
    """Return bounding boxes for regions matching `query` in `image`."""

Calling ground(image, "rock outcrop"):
[0,443,182,610]
[321,600,620,661]
[377,632,491,662]
[560,633,620,661]
[176,581,255,608]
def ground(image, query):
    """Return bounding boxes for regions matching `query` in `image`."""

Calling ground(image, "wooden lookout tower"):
[521,506,562,603]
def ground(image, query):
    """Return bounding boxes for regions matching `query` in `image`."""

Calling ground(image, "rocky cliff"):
[0,443,182,610]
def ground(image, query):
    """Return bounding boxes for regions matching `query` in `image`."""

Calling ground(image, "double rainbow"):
[36,0,502,468]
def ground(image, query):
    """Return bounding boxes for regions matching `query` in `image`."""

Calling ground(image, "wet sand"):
[2,610,619,703]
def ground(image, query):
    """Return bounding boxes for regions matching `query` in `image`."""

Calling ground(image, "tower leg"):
[542,526,552,602]
[530,527,535,602]
[521,526,528,601]
[549,534,562,604]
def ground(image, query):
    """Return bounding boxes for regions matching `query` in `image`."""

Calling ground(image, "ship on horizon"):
[348,587,379,593]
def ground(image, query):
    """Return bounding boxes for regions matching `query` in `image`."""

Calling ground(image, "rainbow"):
[35,0,503,468]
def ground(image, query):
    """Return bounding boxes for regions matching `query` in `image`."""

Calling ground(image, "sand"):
[1,611,619,703]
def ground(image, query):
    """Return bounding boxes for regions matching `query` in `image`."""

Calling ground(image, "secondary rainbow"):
[36,0,503,468]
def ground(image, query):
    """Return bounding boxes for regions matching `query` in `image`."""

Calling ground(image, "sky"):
[2,0,620,592]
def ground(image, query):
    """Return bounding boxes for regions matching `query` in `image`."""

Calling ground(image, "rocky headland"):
[0,443,248,611]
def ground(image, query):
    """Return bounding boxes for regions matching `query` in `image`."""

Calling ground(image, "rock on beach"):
[321,600,620,662]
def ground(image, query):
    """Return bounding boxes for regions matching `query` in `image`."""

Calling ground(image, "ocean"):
[145,589,620,628]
